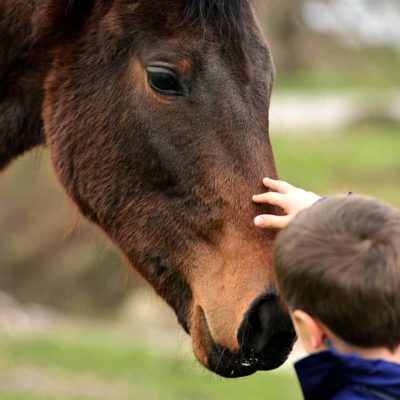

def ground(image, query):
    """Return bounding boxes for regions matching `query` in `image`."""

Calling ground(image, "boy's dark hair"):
[274,195,400,350]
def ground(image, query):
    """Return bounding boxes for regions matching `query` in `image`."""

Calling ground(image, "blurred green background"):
[0,0,399,399]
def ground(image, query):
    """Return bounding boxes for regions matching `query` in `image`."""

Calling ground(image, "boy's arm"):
[252,178,321,229]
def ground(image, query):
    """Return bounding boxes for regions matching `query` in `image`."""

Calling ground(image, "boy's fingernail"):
[254,216,265,226]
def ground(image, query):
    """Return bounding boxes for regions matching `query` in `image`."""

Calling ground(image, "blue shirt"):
[294,348,400,400]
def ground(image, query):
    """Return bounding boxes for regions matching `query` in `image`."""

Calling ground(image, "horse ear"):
[31,0,97,44]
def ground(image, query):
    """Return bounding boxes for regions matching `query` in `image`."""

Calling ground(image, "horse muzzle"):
[190,290,296,378]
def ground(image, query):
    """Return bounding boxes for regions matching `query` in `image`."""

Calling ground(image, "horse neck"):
[0,1,48,170]
[0,1,42,71]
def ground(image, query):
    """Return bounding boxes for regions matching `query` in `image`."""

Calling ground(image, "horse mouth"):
[207,331,295,378]
[193,305,296,378]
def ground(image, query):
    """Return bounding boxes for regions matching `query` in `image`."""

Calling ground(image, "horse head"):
[30,0,296,377]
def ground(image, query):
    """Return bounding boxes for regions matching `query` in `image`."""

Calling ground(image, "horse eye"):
[146,66,187,97]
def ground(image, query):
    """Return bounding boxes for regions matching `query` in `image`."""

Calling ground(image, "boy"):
[253,178,400,400]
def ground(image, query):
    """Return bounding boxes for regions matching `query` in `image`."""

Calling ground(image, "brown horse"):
[0,0,295,377]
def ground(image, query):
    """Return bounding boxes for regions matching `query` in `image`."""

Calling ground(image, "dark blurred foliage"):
[257,0,364,71]
[256,0,400,90]
[257,0,308,70]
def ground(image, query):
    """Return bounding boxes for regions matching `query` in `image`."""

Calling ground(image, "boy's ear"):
[292,310,327,352]
[31,0,98,44]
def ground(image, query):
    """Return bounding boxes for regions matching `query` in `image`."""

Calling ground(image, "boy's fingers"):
[252,191,287,208]
[262,177,296,194]
[252,193,266,202]
[254,214,293,229]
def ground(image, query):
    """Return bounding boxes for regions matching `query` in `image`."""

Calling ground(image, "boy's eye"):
[146,66,188,97]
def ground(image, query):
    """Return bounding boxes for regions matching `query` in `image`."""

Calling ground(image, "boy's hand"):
[252,178,321,229]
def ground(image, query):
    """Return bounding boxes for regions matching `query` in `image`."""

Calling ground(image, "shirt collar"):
[294,347,400,400]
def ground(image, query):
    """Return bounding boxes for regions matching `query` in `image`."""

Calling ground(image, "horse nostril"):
[238,290,295,355]
[246,301,277,353]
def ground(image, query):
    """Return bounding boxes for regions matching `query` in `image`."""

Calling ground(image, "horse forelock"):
[183,0,252,36]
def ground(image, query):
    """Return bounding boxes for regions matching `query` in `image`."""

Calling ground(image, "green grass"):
[0,396,85,400]
[275,50,400,92]
[272,124,400,208]
[0,395,88,400]
[0,332,301,400]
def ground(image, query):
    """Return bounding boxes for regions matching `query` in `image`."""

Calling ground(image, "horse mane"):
[184,0,251,35]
